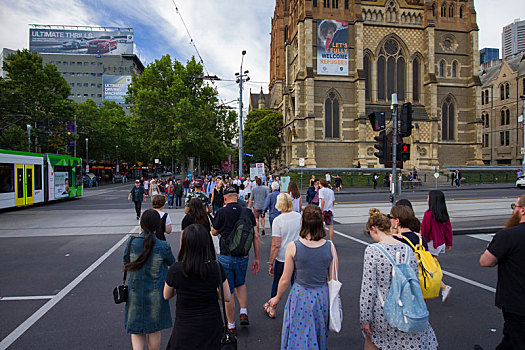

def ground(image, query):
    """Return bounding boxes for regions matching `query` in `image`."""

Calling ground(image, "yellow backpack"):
[403,235,443,300]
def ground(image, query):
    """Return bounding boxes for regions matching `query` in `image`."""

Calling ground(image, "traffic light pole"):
[392,94,398,206]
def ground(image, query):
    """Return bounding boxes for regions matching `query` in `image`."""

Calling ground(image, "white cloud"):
[1,0,523,105]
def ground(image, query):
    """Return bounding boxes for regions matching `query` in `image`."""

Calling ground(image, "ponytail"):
[124,209,160,272]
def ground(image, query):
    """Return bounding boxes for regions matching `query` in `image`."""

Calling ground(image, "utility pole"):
[85,138,89,173]
[73,115,77,157]
[26,124,31,152]
[521,95,525,175]
[236,50,249,178]
[391,93,398,206]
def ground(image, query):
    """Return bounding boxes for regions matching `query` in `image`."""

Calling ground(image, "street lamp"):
[85,138,89,173]
[26,124,31,152]
[236,50,250,178]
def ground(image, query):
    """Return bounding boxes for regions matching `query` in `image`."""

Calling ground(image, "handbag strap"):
[329,241,339,281]
[123,236,137,284]
[216,261,228,329]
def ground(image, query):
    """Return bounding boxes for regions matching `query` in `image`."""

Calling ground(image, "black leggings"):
[134,201,142,217]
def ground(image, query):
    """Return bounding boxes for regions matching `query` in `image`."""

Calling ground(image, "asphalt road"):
[0,183,514,349]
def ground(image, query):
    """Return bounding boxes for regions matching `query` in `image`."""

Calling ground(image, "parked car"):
[87,36,117,54]
[516,176,525,188]
[113,173,126,183]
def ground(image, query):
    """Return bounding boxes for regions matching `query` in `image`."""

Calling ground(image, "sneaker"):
[442,285,452,302]
[136,215,140,220]
[261,229,266,236]
[228,326,236,335]
[239,313,250,326]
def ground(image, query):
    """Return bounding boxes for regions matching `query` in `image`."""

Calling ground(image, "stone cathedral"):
[269,0,483,169]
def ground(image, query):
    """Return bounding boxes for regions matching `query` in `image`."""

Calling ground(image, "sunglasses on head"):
[387,214,394,219]
[511,203,522,210]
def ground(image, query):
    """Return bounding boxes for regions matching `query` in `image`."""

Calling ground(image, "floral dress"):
[360,242,438,349]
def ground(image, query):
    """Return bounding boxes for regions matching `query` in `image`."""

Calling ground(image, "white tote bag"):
[328,241,343,333]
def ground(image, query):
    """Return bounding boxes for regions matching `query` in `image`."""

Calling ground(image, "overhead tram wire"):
[169,0,229,109]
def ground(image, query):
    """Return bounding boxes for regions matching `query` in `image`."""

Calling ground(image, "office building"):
[479,48,499,65]
[502,18,525,58]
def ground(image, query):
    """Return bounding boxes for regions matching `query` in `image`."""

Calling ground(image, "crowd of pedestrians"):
[121,173,523,350]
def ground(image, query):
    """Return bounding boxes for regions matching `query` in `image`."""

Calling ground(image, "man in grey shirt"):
[249,177,269,236]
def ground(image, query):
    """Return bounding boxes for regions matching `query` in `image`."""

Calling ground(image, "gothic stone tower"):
[269,0,483,169]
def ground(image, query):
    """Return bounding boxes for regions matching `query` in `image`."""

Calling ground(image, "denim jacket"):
[123,233,175,334]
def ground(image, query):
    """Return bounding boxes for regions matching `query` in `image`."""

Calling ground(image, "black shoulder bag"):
[217,261,237,349]
[113,236,137,304]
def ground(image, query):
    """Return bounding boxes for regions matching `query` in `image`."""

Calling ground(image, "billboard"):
[103,75,132,104]
[316,19,349,76]
[29,28,133,55]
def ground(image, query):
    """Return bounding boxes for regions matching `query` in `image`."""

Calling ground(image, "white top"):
[244,180,254,194]
[319,187,335,212]
[144,180,149,189]
[272,211,302,262]
[238,189,247,201]
[292,197,301,213]
[326,174,331,182]
[157,210,172,226]
[233,179,242,186]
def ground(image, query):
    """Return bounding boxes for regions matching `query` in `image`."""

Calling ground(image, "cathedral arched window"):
[500,85,505,100]
[452,61,457,77]
[448,4,454,17]
[325,91,340,139]
[313,0,318,7]
[459,6,463,19]
[376,38,405,101]
[485,113,489,128]
[485,90,489,105]
[441,3,447,17]
[432,3,435,17]
[442,97,455,141]
[439,61,445,77]
[481,91,485,105]
[506,109,510,124]
[500,110,505,125]
[413,57,420,102]
[364,54,371,101]
[324,0,329,8]
[505,83,510,99]
[332,0,338,9]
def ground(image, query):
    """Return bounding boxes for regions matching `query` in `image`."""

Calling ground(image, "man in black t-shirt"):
[480,195,525,349]
[211,186,260,334]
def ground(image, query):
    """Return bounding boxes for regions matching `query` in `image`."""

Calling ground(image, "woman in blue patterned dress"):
[268,205,339,350]
[123,209,175,350]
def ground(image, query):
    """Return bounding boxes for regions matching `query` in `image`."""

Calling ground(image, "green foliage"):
[0,49,73,152]
[126,55,237,168]
[243,109,283,169]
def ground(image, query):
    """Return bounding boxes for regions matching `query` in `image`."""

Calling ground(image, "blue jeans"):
[167,193,174,207]
[218,255,249,294]
[184,188,189,197]
[271,260,295,298]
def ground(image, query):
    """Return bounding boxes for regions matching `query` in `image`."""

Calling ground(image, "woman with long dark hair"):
[421,190,453,302]
[164,224,231,349]
[123,209,175,350]
[211,179,224,214]
[287,181,302,213]
[181,198,218,256]
[267,205,338,349]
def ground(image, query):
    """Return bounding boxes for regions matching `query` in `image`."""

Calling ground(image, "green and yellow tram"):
[0,149,83,209]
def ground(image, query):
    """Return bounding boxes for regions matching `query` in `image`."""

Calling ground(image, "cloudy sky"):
[0,0,523,107]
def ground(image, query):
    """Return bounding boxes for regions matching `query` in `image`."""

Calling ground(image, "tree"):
[126,55,236,173]
[0,49,74,152]
[243,109,283,169]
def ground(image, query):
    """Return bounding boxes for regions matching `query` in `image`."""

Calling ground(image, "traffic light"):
[397,143,411,161]
[400,102,413,137]
[368,112,386,131]
[374,131,387,164]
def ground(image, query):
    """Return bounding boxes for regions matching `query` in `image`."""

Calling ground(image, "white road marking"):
[0,296,55,301]
[0,226,138,350]
[334,229,496,294]
[467,234,495,242]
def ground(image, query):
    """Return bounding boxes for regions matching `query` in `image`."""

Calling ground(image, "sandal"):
[263,302,276,319]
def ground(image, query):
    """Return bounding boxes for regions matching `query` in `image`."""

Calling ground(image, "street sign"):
[243,153,254,157]
[434,172,440,178]
[519,115,523,123]
[299,158,305,167]
[521,148,525,155]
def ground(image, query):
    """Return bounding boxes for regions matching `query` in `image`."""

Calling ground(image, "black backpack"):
[155,213,168,241]
[225,208,254,257]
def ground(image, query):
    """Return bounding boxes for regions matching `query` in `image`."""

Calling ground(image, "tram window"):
[0,163,14,193]
[27,169,33,194]
[17,168,24,198]
[34,165,42,190]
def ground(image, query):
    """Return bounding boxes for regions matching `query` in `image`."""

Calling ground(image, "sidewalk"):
[302,181,516,195]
